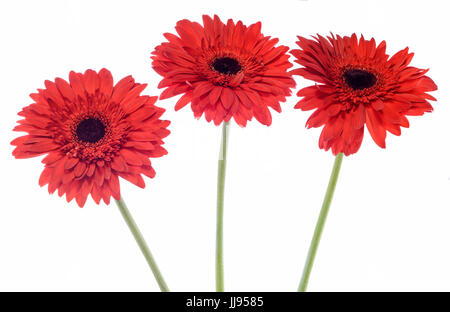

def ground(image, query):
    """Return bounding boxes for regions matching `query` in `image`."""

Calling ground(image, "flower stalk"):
[298,153,344,291]
[116,197,169,292]
[216,122,229,292]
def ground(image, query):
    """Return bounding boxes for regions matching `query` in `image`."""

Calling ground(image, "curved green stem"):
[298,153,344,292]
[115,197,169,292]
[216,122,229,292]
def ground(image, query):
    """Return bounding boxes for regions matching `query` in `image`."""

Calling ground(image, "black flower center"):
[211,57,242,75]
[76,117,106,143]
[343,69,377,90]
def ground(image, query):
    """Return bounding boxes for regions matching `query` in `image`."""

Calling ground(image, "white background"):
[0,0,449,291]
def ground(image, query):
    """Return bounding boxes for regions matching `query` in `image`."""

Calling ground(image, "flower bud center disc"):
[76,117,106,143]
[343,69,377,90]
[211,57,242,75]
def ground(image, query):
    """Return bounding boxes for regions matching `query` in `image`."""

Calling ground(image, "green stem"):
[115,197,169,292]
[298,153,344,292]
[216,122,229,292]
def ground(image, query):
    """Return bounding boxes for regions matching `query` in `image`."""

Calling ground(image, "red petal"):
[365,108,386,148]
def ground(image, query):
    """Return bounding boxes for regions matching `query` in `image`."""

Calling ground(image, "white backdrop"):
[0,0,449,291]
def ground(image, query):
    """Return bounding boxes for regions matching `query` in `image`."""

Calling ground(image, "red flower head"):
[151,15,296,127]
[291,34,437,156]
[11,69,170,207]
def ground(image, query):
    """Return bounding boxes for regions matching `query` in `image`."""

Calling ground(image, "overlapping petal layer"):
[12,69,170,207]
[152,15,296,126]
[291,34,437,155]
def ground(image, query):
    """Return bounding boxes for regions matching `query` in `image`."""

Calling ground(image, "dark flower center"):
[211,57,242,75]
[343,69,377,90]
[76,117,106,143]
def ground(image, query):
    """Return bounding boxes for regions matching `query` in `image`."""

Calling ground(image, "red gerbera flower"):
[11,69,170,207]
[291,34,437,156]
[151,15,296,127]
